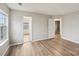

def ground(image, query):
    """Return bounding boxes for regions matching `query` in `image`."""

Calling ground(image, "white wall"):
[0,4,10,56]
[62,11,79,44]
[10,10,50,44]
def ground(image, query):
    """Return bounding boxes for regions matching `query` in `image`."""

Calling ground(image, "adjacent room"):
[0,3,79,56]
[23,16,32,43]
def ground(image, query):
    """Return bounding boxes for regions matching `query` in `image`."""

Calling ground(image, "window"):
[0,10,8,43]
[24,23,29,29]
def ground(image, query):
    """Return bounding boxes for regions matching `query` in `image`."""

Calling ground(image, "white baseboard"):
[10,42,23,46]
[62,36,79,44]
[2,46,9,56]
[32,38,54,42]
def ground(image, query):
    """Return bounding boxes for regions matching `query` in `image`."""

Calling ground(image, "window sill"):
[0,39,8,46]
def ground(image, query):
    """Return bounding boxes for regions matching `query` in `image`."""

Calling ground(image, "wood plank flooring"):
[8,35,79,56]
[24,35,29,43]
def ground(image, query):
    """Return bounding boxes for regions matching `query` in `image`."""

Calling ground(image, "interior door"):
[48,18,54,38]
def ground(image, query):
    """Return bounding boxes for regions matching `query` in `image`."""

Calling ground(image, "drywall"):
[10,10,51,44]
[0,4,10,56]
[62,11,79,44]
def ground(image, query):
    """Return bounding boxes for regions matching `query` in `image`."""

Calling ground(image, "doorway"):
[54,19,62,36]
[54,19,62,50]
[55,21,60,34]
[23,17,32,43]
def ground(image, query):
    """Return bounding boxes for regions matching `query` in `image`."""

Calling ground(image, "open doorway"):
[54,19,62,36]
[23,17,32,43]
[48,18,62,46]
[55,21,60,34]
[54,19,62,49]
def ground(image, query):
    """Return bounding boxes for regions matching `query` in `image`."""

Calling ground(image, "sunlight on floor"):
[24,34,29,42]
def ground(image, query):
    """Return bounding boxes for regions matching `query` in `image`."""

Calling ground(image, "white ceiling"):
[7,3,79,15]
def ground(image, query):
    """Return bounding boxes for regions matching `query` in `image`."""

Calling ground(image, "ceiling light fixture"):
[18,3,22,6]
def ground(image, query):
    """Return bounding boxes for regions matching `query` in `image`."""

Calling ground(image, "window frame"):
[0,9,8,44]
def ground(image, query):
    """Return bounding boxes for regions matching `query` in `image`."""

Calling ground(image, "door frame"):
[23,16,32,42]
[54,19,62,36]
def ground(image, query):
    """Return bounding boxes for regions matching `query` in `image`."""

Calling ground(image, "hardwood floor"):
[24,34,29,42]
[8,35,79,56]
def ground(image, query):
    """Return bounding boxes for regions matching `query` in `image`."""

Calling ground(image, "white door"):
[48,18,54,38]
